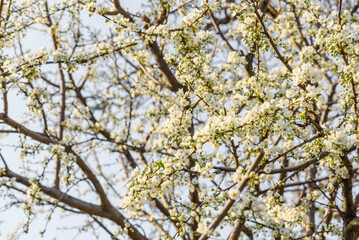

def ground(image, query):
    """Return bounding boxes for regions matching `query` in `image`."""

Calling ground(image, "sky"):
[0,1,145,239]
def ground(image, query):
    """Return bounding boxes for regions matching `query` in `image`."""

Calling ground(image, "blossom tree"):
[1,0,359,239]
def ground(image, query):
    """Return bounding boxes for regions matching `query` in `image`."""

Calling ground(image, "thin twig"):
[134,58,171,90]
[338,0,343,25]
[251,0,292,73]
[0,152,8,169]
[91,216,120,240]
[208,11,236,52]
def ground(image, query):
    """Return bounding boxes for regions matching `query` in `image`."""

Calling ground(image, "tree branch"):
[252,0,292,73]
[0,113,53,144]
[3,168,148,240]
[45,0,66,189]
[198,149,264,240]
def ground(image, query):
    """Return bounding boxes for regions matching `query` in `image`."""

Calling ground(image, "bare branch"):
[3,168,148,240]
[0,113,53,144]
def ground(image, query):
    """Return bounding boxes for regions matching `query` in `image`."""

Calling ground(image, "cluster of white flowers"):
[292,63,321,86]
[263,192,305,234]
